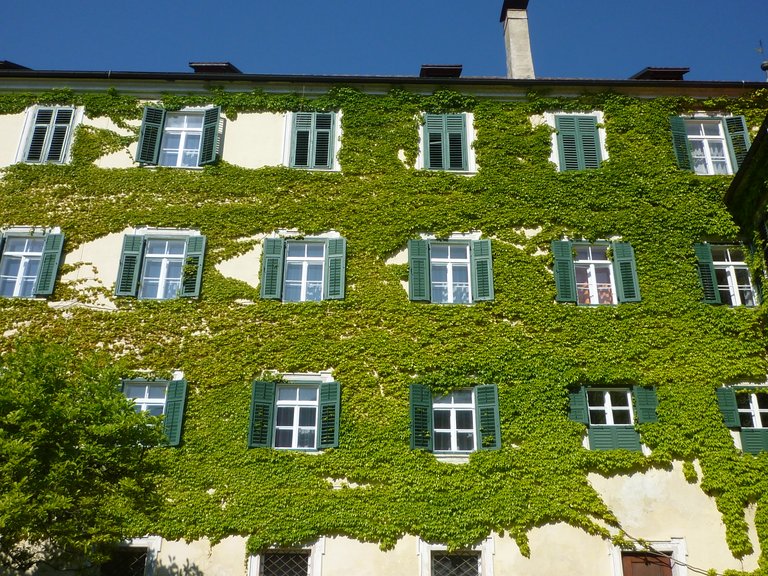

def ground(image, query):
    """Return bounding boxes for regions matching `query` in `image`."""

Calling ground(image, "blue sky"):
[3,0,768,81]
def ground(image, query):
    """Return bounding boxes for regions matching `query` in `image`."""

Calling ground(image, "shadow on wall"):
[98,552,204,576]
[156,557,205,576]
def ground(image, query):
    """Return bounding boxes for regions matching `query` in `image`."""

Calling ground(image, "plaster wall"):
[156,536,247,576]
[0,112,26,168]
[215,237,264,289]
[221,112,285,168]
[323,535,418,576]
[83,115,138,169]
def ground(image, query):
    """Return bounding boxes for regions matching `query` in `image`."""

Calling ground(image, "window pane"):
[432,552,479,576]
[274,429,293,448]
[574,245,590,260]
[306,264,323,282]
[612,409,632,425]
[456,432,474,451]
[125,384,147,398]
[298,407,316,427]
[148,384,167,398]
[285,263,303,282]
[431,285,448,304]
[609,391,630,406]
[434,432,451,451]
[589,409,607,425]
[297,428,315,448]
[456,410,473,429]
[756,395,768,409]
[283,285,302,302]
[298,388,317,401]
[263,552,309,576]
[278,387,298,401]
[587,391,605,407]
[453,265,469,283]
[451,390,472,403]
[702,122,721,136]
[736,394,752,409]
[434,410,450,429]
[305,283,323,301]
[286,243,306,257]
[431,264,448,283]
[306,244,325,258]
[146,406,164,417]
[430,245,449,259]
[276,407,294,426]
[452,285,470,304]
[449,245,468,259]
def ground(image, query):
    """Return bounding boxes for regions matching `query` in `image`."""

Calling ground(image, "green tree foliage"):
[0,341,165,572]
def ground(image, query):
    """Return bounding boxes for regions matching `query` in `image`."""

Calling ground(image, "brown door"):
[622,552,673,576]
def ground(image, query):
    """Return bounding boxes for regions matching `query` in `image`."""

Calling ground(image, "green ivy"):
[1,86,768,572]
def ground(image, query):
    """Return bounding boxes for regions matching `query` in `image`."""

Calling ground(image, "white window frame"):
[542,111,608,171]
[429,243,472,304]
[736,388,768,429]
[138,237,188,300]
[128,228,202,301]
[609,538,687,576]
[683,118,732,176]
[573,242,617,305]
[711,245,756,307]
[587,388,634,426]
[418,538,494,576]
[281,111,343,171]
[110,536,161,576]
[247,538,325,576]
[283,241,326,302]
[272,371,334,450]
[416,112,477,173]
[158,110,206,168]
[16,105,83,165]
[0,234,45,298]
[433,390,477,453]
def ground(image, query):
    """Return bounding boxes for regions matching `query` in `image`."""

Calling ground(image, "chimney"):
[500,0,535,79]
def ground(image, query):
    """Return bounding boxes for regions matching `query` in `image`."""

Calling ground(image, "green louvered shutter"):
[260,238,285,300]
[115,235,145,297]
[740,429,768,455]
[694,243,721,304]
[163,379,187,447]
[723,116,750,172]
[324,237,346,299]
[715,387,740,428]
[589,426,641,451]
[248,380,276,448]
[318,381,341,449]
[410,383,433,451]
[577,115,601,169]
[45,108,74,163]
[470,239,494,301]
[291,112,313,168]
[445,114,468,171]
[633,386,658,423]
[552,240,577,303]
[556,115,600,171]
[198,107,221,166]
[475,384,501,450]
[313,113,335,169]
[568,387,589,424]
[408,239,431,301]
[424,114,445,170]
[670,117,693,171]
[25,108,53,162]
[612,242,641,302]
[33,232,65,296]
[136,107,166,165]
[556,115,579,171]
[179,235,206,297]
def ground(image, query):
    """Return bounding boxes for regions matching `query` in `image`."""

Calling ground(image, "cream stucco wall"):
[0,112,26,168]
[221,112,286,168]
[215,236,264,289]
[156,536,247,576]
[83,115,139,169]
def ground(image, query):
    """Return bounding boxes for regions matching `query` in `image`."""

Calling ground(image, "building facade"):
[1,3,768,576]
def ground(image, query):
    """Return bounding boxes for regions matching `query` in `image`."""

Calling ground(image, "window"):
[694,243,757,306]
[410,384,500,453]
[553,113,603,171]
[115,231,206,299]
[248,375,340,450]
[19,106,78,164]
[121,378,187,446]
[670,116,750,175]
[610,540,686,576]
[136,106,221,167]
[568,386,658,450]
[431,552,480,576]
[0,228,65,298]
[421,113,472,172]
[99,537,161,576]
[716,386,768,454]
[290,112,337,170]
[621,553,673,576]
[248,541,324,576]
[408,239,493,303]
[260,236,346,302]
[552,240,640,305]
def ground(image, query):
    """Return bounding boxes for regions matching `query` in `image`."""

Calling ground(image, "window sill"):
[435,454,471,464]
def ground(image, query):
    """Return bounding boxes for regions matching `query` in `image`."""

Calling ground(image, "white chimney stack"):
[501,0,535,79]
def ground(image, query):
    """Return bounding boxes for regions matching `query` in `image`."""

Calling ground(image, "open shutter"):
[568,387,589,424]
[408,239,431,301]
[470,239,494,301]
[475,384,501,450]
[633,386,658,423]
[198,107,221,166]
[445,114,467,171]
[46,108,74,163]
[136,107,166,165]
[723,116,750,171]
[291,112,313,168]
[260,238,285,300]
[410,383,433,451]
[612,242,641,302]
[670,116,693,171]
[180,235,206,297]
[589,426,641,451]
[248,380,276,448]
[694,243,721,304]
[715,387,740,428]
[115,235,145,297]
[318,381,341,449]
[424,114,445,170]
[313,113,334,169]
[576,115,601,169]
[740,429,768,455]
[552,240,577,302]
[163,379,187,447]
[324,237,346,299]
[33,232,65,296]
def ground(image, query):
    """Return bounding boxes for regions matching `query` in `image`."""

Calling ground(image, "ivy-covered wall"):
[1,85,768,571]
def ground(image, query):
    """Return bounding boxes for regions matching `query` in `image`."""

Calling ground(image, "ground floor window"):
[622,552,673,576]
[432,551,480,576]
[261,551,310,576]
